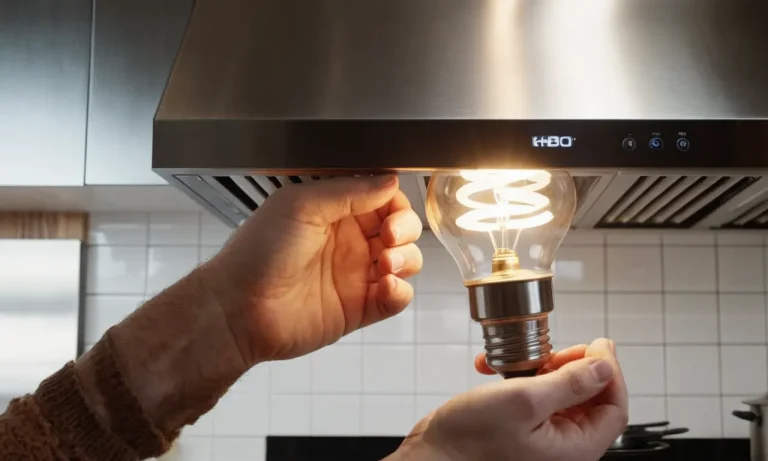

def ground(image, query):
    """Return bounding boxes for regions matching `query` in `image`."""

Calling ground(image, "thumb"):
[523,357,615,424]
[271,175,399,226]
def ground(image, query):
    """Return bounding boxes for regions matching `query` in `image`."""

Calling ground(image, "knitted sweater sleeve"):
[0,334,174,460]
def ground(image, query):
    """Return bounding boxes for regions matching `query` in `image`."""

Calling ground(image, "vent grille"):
[212,175,328,211]
[216,174,600,212]
[723,199,768,229]
[598,176,758,228]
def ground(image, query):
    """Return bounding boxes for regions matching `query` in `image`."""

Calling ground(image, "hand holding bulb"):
[389,339,629,461]
[426,169,577,377]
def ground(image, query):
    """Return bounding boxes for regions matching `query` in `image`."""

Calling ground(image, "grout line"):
[413,292,418,397]
[659,242,669,421]
[308,349,314,435]
[359,340,364,435]
[715,240,724,437]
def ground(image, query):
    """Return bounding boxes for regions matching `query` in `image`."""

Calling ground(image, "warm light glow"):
[455,170,554,232]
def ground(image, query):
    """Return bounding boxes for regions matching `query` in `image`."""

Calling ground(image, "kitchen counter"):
[267,437,750,461]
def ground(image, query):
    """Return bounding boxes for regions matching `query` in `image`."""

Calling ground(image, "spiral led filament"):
[454,169,554,276]
[455,169,554,232]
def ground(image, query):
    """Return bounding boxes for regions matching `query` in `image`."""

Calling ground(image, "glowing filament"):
[455,170,554,232]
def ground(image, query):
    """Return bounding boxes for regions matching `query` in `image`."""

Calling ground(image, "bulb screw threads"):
[482,315,552,376]
[467,277,555,377]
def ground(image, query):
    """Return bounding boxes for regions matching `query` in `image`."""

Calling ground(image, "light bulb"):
[426,169,577,378]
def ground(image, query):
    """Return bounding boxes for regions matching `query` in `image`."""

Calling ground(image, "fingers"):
[584,339,626,407]
[539,344,588,373]
[473,344,588,376]
[380,185,413,216]
[519,356,616,426]
[274,175,399,227]
[577,335,629,449]
[360,274,414,328]
[581,339,629,436]
[357,189,413,238]
[380,209,423,247]
[367,206,423,282]
[377,244,423,278]
[580,400,630,451]
[474,353,496,375]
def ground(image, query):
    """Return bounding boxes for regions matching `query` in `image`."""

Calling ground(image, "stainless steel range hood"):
[153,0,768,230]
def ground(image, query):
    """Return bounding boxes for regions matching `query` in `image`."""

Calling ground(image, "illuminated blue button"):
[676,137,690,152]
[649,137,664,150]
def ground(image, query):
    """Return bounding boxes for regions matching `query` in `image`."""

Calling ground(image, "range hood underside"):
[166,171,768,231]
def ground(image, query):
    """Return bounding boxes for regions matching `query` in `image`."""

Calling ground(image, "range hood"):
[153,0,768,230]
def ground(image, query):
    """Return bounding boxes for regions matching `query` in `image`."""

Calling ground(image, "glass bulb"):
[425,169,577,378]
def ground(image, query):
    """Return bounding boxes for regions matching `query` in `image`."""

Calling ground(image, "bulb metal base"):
[467,277,554,377]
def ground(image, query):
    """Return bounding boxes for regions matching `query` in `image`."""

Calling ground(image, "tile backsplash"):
[82,212,768,459]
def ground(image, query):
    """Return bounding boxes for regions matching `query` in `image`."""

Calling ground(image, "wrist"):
[199,256,260,365]
[106,266,250,435]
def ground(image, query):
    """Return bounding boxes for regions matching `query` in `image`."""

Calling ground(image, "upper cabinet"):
[85,0,193,185]
[0,1,92,186]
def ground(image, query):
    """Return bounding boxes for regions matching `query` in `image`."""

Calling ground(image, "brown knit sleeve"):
[0,393,80,460]
[0,333,174,461]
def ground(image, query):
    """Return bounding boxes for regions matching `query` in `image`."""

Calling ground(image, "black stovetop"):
[267,437,750,461]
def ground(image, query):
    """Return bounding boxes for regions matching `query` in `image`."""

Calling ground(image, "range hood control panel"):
[622,133,691,153]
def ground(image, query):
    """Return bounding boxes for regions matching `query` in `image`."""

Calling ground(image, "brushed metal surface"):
[158,0,768,121]
[468,278,555,322]
[0,240,82,400]
[468,278,554,376]
[0,0,91,186]
[86,0,194,185]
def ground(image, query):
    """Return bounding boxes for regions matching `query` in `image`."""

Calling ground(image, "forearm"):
[76,262,252,443]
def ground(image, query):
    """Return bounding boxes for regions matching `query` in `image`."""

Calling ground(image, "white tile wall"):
[665,346,720,395]
[311,395,361,435]
[667,397,723,438]
[270,395,311,435]
[361,395,417,436]
[607,294,663,344]
[311,344,363,394]
[362,345,415,394]
[719,294,767,344]
[662,247,716,292]
[628,397,666,424]
[664,294,719,344]
[415,294,469,343]
[81,213,768,458]
[718,246,764,293]
[553,293,606,344]
[720,346,768,395]
[149,212,201,246]
[606,246,662,292]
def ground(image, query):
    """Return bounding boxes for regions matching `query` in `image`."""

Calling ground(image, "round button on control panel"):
[622,137,637,152]
[676,137,690,152]
[648,137,664,150]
